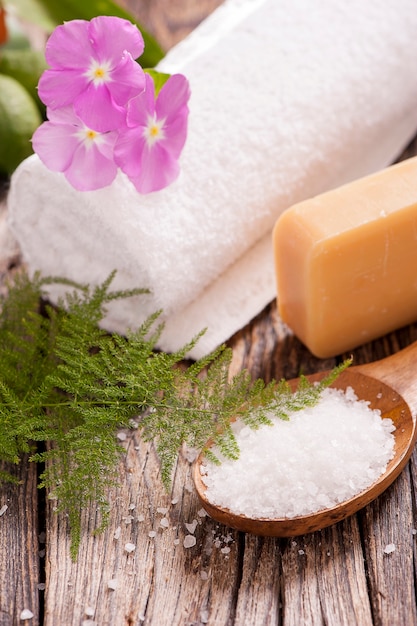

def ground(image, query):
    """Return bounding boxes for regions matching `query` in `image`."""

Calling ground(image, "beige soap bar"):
[273,157,417,358]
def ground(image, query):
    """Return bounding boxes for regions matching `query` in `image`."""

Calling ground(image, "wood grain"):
[0,459,40,626]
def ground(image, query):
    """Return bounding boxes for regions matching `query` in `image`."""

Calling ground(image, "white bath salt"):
[37,583,46,591]
[221,546,231,555]
[85,607,95,617]
[0,504,8,516]
[185,520,198,534]
[116,432,127,441]
[384,543,396,554]
[124,542,136,553]
[412,529,417,535]
[128,503,136,510]
[183,534,197,548]
[113,526,121,540]
[200,570,209,580]
[107,579,118,590]
[171,497,179,505]
[198,508,208,518]
[157,507,169,515]
[160,517,170,528]
[148,531,156,538]
[200,386,396,519]
[137,514,145,523]
[20,609,34,620]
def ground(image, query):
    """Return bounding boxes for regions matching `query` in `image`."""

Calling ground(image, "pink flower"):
[38,16,145,132]
[114,73,190,193]
[32,106,118,191]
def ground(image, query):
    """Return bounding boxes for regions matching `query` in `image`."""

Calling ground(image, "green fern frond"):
[0,269,350,559]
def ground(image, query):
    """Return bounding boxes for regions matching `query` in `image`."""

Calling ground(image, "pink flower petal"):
[126,75,155,127]
[114,128,145,178]
[107,53,145,107]
[74,83,127,132]
[128,143,180,194]
[88,16,144,63]
[64,142,118,191]
[38,68,88,109]
[44,19,92,69]
[32,121,79,172]
[156,74,191,123]
[160,110,189,158]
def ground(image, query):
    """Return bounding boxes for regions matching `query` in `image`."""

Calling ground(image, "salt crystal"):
[185,520,198,534]
[137,515,145,522]
[0,504,8,516]
[20,609,34,620]
[148,531,156,538]
[383,543,396,554]
[113,526,121,540]
[412,529,417,535]
[157,507,169,515]
[37,583,46,591]
[221,546,231,554]
[124,542,136,553]
[129,503,136,510]
[85,607,95,617]
[298,550,305,555]
[117,432,127,441]
[200,570,209,580]
[198,508,207,518]
[160,517,170,528]
[183,535,197,548]
[201,387,395,519]
[107,579,118,590]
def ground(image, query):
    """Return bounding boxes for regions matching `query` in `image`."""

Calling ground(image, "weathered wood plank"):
[359,465,417,626]
[0,459,40,626]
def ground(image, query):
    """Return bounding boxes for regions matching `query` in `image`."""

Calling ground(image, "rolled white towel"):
[7,0,417,359]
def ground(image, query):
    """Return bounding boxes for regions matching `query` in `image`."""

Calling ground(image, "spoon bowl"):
[193,342,417,536]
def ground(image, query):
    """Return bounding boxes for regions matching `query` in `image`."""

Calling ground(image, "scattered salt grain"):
[160,517,170,528]
[185,520,198,534]
[412,529,417,536]
[113,526,121,540]
[124,542,136,553]
[148,531,156,538]
[383,543,396,554]
[0,504,8,516]
[183,535,197,548]
[116,432,127,441]
[198,508,207,518]
[107,579,118,590]
[200,386,395,519]
[157,507,169,515]
[200,570,209,580]
[171,497,179,505]
[85,607,95,617]
[20,609,34,620]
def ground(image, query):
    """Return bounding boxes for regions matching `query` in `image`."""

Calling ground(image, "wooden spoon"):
[193,341,417,536]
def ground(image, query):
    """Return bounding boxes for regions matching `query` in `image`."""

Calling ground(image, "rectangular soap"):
[273,156,417,358]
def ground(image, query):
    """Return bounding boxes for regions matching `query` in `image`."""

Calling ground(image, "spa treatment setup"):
[1,0,417,623]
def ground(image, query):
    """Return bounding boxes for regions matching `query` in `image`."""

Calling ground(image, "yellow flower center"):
[144,116,166,147]
[93,67,106,80]
[86,60,111,85]
[86,130,97,141]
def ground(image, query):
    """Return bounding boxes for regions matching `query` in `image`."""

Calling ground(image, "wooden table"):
[2,2,417,624]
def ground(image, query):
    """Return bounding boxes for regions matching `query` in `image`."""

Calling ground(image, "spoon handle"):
[354,340,417,418]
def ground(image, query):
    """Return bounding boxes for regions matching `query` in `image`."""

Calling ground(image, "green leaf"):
[144,69,171,96]
[6,0,165,67]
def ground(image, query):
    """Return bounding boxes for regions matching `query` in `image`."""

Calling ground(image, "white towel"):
[7,0,417,359]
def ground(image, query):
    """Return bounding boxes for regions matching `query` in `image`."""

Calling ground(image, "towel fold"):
[7,0,417,359]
